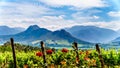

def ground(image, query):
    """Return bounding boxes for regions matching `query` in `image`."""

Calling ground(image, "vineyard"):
[0,39,120,68]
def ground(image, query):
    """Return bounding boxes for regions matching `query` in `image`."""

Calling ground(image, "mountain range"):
[113,36,120,42]
[111,30,120,42]
[0,25,88,44]
[0,25,120,44]
[65,26,119,43]
[0,26,25,35]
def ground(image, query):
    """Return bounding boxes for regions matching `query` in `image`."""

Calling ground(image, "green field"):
[0,42,120,68]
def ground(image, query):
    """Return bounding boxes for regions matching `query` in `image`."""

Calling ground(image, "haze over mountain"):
[66,26,119,43]
[0,26,25,35]
[113,37,120,42]
[0,25,88,44]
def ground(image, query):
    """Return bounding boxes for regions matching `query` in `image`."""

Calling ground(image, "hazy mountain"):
[66,26,119,43]
[0,26,25,35]
[0,25,88,44]
[41,29,88,43]
[113,36,120,42]
[117,29,120,35]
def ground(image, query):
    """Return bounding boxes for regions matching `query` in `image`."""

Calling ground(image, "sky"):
[0,0,120,31]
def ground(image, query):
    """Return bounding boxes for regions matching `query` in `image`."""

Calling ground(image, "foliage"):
[0,43,120,67]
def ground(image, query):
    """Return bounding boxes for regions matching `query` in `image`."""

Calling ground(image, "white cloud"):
[0,15,78,31]
[0,2,70,30]
[1,14,120,31]
[72,12,100,22]
[39,0,107,9]
[108,11,120,17]
[93,16,99,19]
[0,1,120,31]
[79,21,120,31]
[0,2,57,19]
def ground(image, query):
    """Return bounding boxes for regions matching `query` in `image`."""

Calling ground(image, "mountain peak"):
[53,29,67,34]
[26,25,40,31]
[0,26,9,29]
[59,29,66,32]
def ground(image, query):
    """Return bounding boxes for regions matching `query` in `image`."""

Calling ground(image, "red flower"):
[46,49,53,54]
[61,48,68,53]
[36,52,43,57]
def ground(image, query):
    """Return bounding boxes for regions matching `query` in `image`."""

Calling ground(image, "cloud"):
[0,0,120,31]
[0,1,76,31]
[72,11,100,22]
[0,2,55,18]
[39,0,107,9]
[0,1,69,30]
[1,14,120,31]
[79,21,120,31]
[108,11,120,17]
[0,15,78,31]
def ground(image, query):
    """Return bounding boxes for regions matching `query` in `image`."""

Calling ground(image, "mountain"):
[0,25,88,44]
[0,26,25,35]
[65,26,119,43]
[113,36,120,42]
[41,29,88,43]
[113,29,120,42]
[117,29,120,33]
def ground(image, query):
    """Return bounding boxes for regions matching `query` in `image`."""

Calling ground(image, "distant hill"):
[113,37,120,42]
[65,26,119,43]
[0,25,89,44]
[0,26,25,35]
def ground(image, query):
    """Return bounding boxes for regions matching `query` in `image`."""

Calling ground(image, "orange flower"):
[86,50,89,55]
[50,64,55,68]
[84,57,90,61]
[79,51,83,55]
[92,59,96,63]
[60,61,66,65]
[91,59,96,66]
[23,64,28,68]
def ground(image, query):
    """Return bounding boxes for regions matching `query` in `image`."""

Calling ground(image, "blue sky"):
[0,0,120,31]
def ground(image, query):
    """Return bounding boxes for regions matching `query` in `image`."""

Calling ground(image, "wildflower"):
[91,59,96,66]
[92,59,96,63]
[86,50,89,55]
[76,57,79,63]
[84,57,90,61]
[36,52,43,57]
[60,61,66,65]
[61,48,68,53]
[46,49,53,55]
[23,64,28,68]
[79,51,83,55]
[50,64,55,68]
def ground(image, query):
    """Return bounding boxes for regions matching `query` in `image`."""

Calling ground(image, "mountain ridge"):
[0,25,89,44]
[65,25,119,43]
[0,25,25,35]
